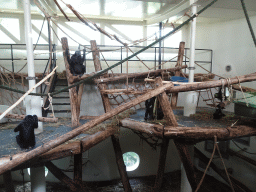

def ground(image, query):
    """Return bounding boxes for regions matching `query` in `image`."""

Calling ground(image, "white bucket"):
[183,91,198,117]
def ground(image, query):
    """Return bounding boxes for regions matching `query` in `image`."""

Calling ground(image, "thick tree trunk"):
[171,41,185,108]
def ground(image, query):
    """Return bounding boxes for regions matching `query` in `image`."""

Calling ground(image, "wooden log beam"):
[94,65,187,84]
[91,40,131,192]
[195,147,253,192]
[81,127,116,151]
[3,171,15,192]
[0,82,175,175]
[0,112,58,123]
[62,37,80,127]
[90,40,112,112]
[228,148,256,167]
[174,141,198,191]
[8,141,81,171]
[111,135,132,192]
[120,118,163,137]
[166,73,256,94]
[74,153,83,189]
[153,77,175,191]
[171,41,185,108]
[153,138,170,192]
[120,119,256,141]
[45,161,80,192]
[155,77,197,191]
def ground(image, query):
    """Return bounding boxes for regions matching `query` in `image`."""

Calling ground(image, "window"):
[123,152,140,171]
[27,167,49,177]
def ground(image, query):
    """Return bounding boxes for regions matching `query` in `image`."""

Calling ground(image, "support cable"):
[240,0,256,47]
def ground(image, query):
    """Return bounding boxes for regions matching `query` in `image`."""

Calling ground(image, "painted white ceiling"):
[0,0,255,24]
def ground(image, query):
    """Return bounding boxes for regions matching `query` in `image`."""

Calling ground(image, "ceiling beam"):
[0,25,21,44]
[146,0,199,25]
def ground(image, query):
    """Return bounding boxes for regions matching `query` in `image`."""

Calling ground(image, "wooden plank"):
[0,112,58,123]
[171,41,185,108]
[45,161,80,192]
[3,171,15,192]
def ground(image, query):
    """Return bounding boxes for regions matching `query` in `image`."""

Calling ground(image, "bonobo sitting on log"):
[144,97,164,121]
[14,115,38,149]
[66,49,86,76]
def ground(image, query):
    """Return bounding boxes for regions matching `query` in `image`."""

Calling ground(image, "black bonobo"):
[14,115,38,149]
[144,97,164,121]
[67,49,86,76]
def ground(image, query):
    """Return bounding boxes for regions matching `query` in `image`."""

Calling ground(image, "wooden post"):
[3,171,15,192]
[45,161,80,191]
[90,40,131,192]
[61,37,80,127]
[174,140,197,191]
[153,138,170,192]
[153,77,176,191]
[155,77,197,191]
[171,41,185,108]
[74,153,83,189]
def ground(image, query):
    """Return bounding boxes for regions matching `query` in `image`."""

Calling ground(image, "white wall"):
[194,16,256,191]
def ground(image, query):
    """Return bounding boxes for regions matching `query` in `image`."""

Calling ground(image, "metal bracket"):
[187,67,196,70]
[26,76,38,80]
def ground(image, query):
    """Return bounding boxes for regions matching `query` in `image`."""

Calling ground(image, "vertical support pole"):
[111,136,132,192]
[61,37,80,127]
[3,171,15,192]
[184,4,198,117]
[74,153,83,189]
[158,22,162,69]
[90,40,131,192]
[24,0,43,134]
[171,42,185,108]
[153,138,170,192]
[153,77,176,191]
[31,166,46,192]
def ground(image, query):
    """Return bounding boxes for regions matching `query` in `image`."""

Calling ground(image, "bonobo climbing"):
[66,49,86,76]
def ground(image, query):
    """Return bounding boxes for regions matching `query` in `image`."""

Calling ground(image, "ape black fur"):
[144,97,164,121]
[67,50,86,76]
[14,115,38,149]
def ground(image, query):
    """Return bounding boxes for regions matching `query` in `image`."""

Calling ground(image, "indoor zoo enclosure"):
[1,0,256,192]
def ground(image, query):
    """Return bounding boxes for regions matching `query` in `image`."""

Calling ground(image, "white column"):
[24,0,43,134]
[184,4,198,117]
[181,4,197,192]
[30,167,46,192]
